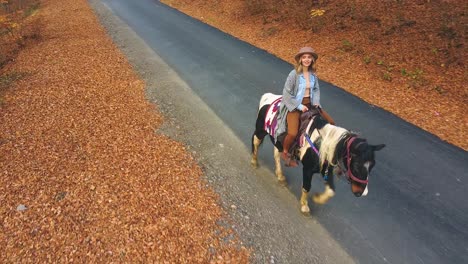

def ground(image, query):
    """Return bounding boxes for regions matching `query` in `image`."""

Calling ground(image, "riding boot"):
[281,134,298,167]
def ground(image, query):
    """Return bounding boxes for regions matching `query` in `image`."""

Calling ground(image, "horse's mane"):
[318,124,351,169]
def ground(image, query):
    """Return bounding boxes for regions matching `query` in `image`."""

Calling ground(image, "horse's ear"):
[371,144,386,151]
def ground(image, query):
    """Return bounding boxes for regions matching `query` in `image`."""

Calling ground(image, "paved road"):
[95,0,468,263]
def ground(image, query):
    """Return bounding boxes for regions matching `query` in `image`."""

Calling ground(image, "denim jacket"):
[275,69,321,142]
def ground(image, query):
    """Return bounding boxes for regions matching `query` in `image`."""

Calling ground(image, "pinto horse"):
[251,93,385,214]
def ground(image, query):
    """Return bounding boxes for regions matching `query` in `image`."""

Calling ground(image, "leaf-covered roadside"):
[0,0,249,262]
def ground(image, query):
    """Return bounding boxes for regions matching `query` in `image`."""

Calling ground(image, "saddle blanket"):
[264,96,320,149]
[264,97,282,138]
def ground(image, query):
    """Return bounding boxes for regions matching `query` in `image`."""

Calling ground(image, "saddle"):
[274,107,321,157]
[264,98,328,160]
[288,107,321,155]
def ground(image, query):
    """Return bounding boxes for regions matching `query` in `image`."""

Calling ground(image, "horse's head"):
[345,138,385,197]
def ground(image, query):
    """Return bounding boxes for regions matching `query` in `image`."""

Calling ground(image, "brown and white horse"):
[251,93,385,214]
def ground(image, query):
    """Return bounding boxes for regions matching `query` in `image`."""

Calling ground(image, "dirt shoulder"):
[162,0,467,150]
[0,0,248,261]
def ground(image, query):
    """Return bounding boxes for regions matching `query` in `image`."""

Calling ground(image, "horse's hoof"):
[278,178,287,187]
[313,193,326,205]
[301,205,310,215]
[250,159,258,168]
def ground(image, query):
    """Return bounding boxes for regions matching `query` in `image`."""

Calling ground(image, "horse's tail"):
[252,93,277,153]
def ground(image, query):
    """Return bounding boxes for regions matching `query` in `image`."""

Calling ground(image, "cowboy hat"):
[294,47,318,63]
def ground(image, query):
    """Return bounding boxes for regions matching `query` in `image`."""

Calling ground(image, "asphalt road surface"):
[93,0,468,263]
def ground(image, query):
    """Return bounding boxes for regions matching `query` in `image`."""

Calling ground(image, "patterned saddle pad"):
[264,97,282,138]
[264,97,321,149]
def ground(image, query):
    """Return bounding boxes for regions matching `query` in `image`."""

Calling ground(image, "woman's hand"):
[301,105,309,112]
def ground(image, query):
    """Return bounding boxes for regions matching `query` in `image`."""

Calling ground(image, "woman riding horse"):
[276,47,335,167]
[251,93,386,213]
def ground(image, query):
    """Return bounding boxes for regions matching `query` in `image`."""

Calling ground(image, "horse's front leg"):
[300,164,315,214]
[250,134,262,168]
[273,147,286,184]
[313,165,336,205]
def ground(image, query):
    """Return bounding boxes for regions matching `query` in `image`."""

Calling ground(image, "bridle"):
[342,136,369,184]
[303,129,369,185]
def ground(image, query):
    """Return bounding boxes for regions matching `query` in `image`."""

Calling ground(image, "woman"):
[275,47,334,167]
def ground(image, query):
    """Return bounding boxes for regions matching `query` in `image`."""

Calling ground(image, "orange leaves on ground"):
[0,0,250,262]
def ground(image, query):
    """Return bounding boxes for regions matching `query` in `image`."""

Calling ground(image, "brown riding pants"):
[284,97,311,153]
[286,97,311,137]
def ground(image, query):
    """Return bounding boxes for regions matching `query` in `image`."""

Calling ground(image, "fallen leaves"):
[0,0,249,262]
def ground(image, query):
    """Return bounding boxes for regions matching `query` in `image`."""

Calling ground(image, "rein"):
[343,136,369,184]
[304,133,319,156]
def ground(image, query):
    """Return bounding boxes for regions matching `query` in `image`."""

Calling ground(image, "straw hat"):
[294,47,318,63]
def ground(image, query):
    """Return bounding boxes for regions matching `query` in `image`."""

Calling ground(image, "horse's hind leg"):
[251,106,268,168]
[251,134,264,168]
[273,147,286,184]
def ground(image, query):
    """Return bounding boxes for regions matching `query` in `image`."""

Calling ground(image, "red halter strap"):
[346,137,369,184]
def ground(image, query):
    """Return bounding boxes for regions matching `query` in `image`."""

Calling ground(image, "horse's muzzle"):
[351,183,367,197]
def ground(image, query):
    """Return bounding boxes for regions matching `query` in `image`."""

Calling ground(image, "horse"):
[251,93,385,214]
